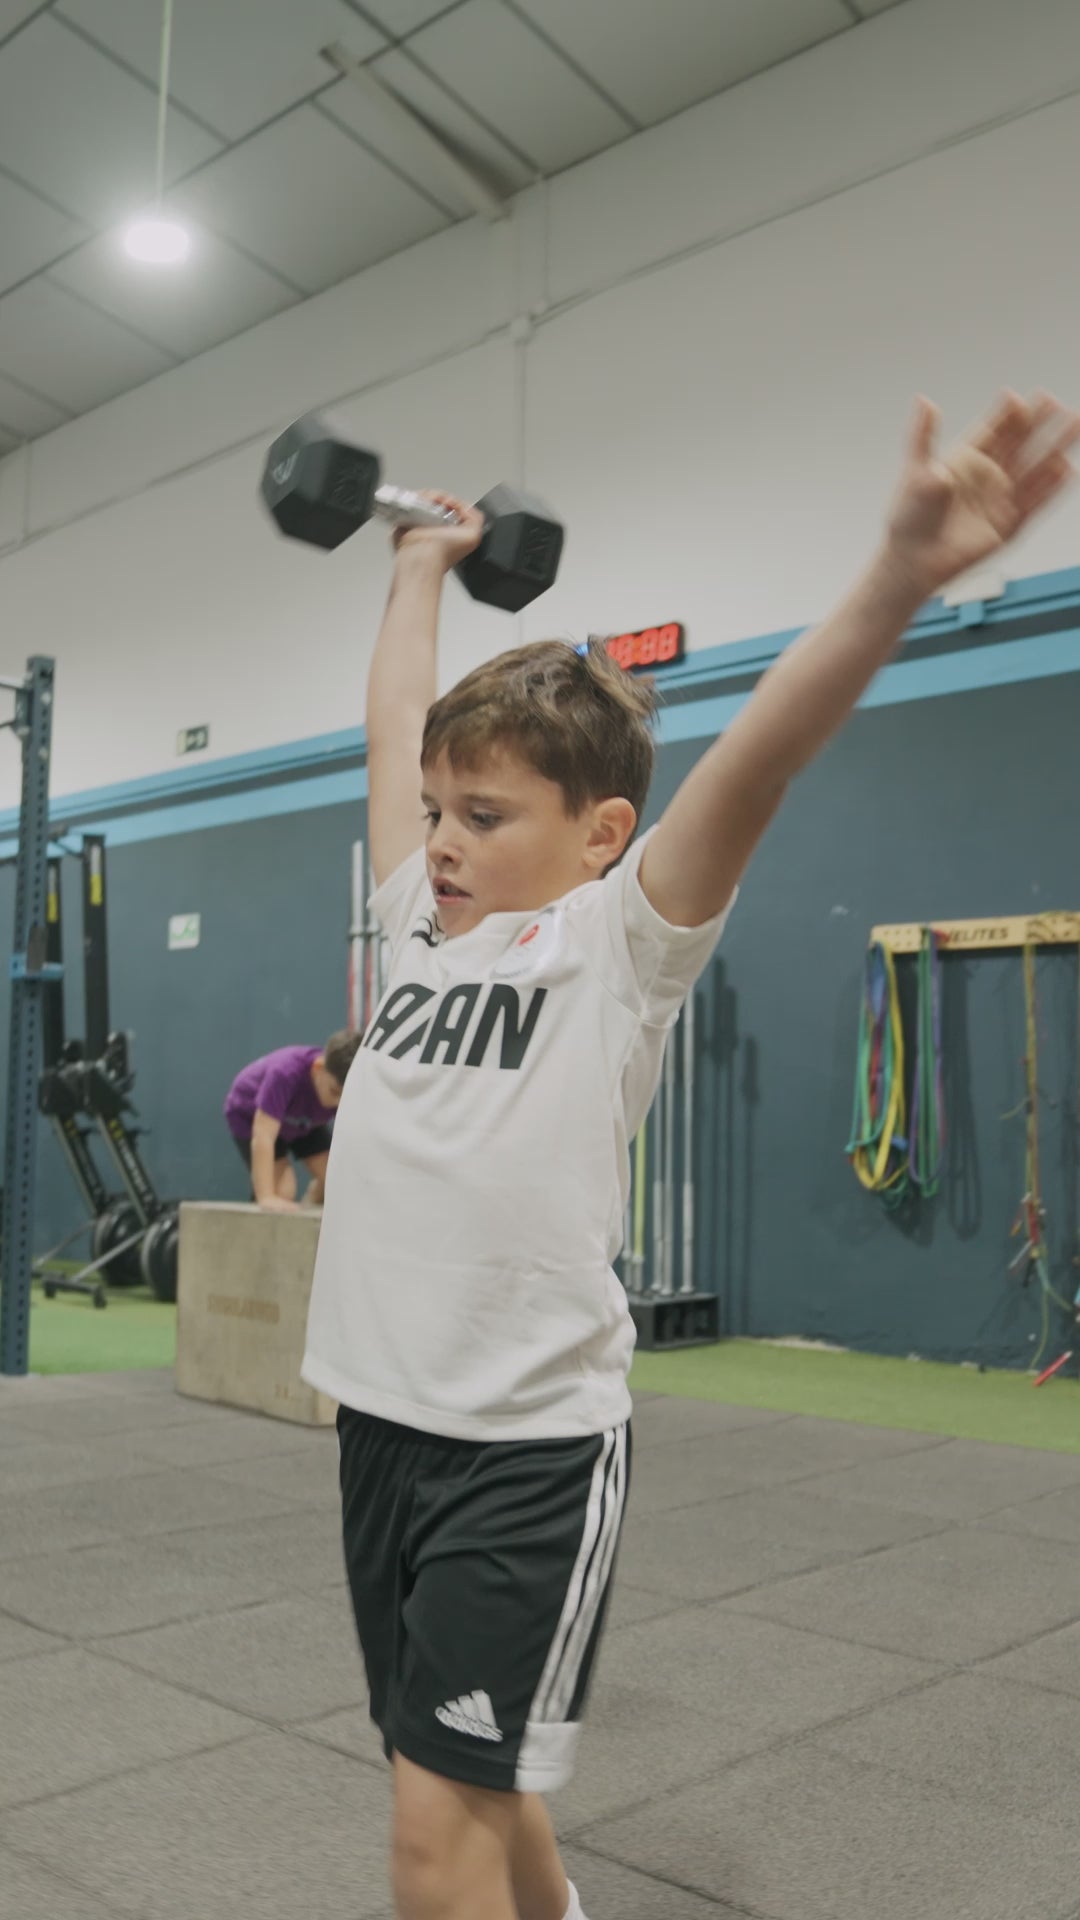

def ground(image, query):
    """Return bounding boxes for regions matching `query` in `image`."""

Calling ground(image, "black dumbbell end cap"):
[456,484,565,613]
[260,412,381,551]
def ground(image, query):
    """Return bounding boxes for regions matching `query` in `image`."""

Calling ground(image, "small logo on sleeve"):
[493,906,563,980]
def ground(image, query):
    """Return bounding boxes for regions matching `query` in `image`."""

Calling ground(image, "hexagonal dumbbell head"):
[456,486,565,613]
[261,412,383,551]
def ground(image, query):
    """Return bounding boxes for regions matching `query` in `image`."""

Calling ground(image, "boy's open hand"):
[884,391,1080,600]
[392,492,486,570]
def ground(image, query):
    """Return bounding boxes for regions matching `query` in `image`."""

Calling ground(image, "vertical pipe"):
[42,856,64,1073]
[662,1017,677,1294]
[363,849,376,1027]
[348,840,365,1030]
[631,1124,647,1294]
[81,835,109,1062]
[622,1152,633,1292]
[651,1055,665,1295]
[681,988,696,1294]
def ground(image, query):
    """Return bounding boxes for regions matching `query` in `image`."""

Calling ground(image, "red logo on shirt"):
[518,924,540,947]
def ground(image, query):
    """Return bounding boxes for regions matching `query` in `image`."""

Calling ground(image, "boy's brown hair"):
[323,1030,363,1087]
[421,639,657,820]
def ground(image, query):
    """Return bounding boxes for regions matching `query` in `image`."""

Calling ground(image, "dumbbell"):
[260,411,564,614]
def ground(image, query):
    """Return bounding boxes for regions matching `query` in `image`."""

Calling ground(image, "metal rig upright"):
[0,656,57,1375]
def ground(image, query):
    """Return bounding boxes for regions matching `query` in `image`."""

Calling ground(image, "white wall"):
[1,0,1079,804]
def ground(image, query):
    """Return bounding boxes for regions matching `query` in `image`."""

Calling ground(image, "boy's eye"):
[470,812,500,830]
[424,809,440,827]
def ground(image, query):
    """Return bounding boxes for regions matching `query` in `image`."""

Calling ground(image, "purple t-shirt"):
[224,1046,336,1144]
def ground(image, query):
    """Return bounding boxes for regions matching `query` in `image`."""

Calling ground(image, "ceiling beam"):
[320,40,509,223]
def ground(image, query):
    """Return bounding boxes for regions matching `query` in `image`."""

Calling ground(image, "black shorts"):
[337,1406,630,1794]
[232,1125,333,1168]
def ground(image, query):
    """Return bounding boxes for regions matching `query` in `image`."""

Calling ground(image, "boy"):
[303,392,1077,1919]
[224,1033,360,1212]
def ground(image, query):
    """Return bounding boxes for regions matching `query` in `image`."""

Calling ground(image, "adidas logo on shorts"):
[435,1690,503,1742]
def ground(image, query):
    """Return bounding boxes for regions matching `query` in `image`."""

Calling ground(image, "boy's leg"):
[338,1413,624,1918]
[508,1792,573,1920]
[392,1754,517,1920]
[390,1428,628,1918]
[392,1758,573,1920]
[298,1148,330,1205]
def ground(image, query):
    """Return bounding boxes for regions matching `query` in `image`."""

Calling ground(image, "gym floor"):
[2,1366,1080,1919]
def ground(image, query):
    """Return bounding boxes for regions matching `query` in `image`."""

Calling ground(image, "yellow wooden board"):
[871,913,1080,953]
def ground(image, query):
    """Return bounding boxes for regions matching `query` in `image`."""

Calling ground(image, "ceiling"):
[0,0,905,456]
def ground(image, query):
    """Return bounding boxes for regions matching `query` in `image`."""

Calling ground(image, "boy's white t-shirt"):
[302,833,732,1442]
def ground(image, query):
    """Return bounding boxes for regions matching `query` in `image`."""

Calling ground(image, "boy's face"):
[311,1061,344,1107]
[421,749,635,937]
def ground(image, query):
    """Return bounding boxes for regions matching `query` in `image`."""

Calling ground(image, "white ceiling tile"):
[320,55,533,214]
[406,0,632,172]
[0,280,174,413]
[0,1,46,39]
[49,227,300,360]
[0,171,88,297]
[172,106,450,294]
[55,0,387,142]
[0,372,70,438]
[0,13,221,227]
[361,0,459,36]
[513,0,850,127]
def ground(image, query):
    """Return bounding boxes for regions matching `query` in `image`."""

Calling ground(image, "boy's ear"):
[583,798,636,873]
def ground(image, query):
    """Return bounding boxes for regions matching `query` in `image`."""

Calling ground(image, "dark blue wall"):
[653,671,1080,1367]
[3,666,1079,1366]
[0,804,359,1255]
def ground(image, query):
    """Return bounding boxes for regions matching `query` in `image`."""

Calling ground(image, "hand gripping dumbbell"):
[260,411,564,614]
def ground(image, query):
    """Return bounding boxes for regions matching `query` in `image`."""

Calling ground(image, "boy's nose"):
[428,821,462,866]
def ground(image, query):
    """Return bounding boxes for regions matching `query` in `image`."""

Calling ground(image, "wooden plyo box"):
[176,1203,336,1426]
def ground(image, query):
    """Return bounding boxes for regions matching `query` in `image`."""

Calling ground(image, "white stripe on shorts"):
[527,1425,627,1730]
[548,1425,626,1723]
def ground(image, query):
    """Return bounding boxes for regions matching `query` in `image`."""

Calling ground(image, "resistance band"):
[848,931,945,1205]
[847,941,908,1205]
[909,930,945,1197]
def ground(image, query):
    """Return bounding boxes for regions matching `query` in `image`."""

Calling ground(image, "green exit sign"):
[177,725,209,755]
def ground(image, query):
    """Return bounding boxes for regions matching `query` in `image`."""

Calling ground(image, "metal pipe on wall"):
[651,1048,666,1296]
[662,1021,677,1294]
[681,987,696,1295]
[348,840,365,1031]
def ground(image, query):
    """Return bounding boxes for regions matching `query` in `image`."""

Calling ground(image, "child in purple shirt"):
[225,1031,361,1211]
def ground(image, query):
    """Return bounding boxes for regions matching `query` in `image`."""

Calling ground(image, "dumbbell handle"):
[372,485,459,530]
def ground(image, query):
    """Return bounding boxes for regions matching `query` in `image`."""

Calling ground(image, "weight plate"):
[140,1210,179,1304]
[91,1197,143,1287]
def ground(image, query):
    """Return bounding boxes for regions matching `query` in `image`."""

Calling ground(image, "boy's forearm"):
[722,546,927,785]
[250,1136,277,1204]
[366,550,447,746]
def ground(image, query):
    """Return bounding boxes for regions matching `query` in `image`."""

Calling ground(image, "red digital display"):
[605,623,685,673]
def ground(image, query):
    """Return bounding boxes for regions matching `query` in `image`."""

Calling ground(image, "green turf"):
[25,1285,1080,1454]
[29,1284,177,1375]
[630,1339,1080,1453]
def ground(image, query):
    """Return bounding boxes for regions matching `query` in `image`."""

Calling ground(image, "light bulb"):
[123,217,191,265]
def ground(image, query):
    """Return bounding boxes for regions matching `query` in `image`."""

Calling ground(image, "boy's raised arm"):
[365,496,484,888]
[640,392,1079,929]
